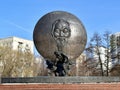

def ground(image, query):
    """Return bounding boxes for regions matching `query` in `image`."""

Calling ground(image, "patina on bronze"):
[33,11,87,76]
[51,19,71,52]
[33,11,87,60]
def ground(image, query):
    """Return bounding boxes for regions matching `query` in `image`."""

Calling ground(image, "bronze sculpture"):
[33,11,87,76]
[51,19,71,52]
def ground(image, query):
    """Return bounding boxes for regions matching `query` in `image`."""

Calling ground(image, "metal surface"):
[33,11,87,61]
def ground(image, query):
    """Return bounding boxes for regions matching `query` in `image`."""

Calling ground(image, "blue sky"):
[0,0,120,42]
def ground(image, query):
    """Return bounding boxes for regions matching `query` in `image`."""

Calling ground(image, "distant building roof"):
[0,36,32,42]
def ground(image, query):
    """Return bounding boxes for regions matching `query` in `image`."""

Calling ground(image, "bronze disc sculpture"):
[33,11,87,76]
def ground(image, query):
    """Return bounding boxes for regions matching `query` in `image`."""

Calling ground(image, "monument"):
[33,11,87,76]
[1,11,120,85]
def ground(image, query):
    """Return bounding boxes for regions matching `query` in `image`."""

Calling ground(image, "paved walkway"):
[0,83,120,90]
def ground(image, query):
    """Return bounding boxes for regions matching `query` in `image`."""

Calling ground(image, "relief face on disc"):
[33,11,87,61]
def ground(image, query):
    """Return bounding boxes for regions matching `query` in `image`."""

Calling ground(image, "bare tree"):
[85,31,120,76]
[103,31,111,76]
[0,46,15,77]
[76,55,100,76]
[33,56,48,76]
[90,32,104,76]
[0,46,34,77]
[110,64,120,76]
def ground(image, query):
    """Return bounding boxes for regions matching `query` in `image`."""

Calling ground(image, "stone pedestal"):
[1,76,120,83]
[1,77,120,90]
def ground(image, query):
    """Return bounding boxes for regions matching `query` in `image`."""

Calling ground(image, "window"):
[25,44,30,52]
[18,42,23,52]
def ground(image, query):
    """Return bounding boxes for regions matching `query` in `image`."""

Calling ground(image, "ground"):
[0,83,120,90]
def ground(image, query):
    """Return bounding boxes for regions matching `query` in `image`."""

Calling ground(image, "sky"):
[0,0,120,46]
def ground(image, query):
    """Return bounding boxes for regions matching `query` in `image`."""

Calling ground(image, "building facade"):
[0,36,34,54]
[0,36,34,77]
[110,32,120,65]
[76,53,86,76]
[92,46,113,72]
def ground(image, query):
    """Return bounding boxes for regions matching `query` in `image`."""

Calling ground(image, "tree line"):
[0,45,50,77]
[81,31,120,76]
[0,31,120,77]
